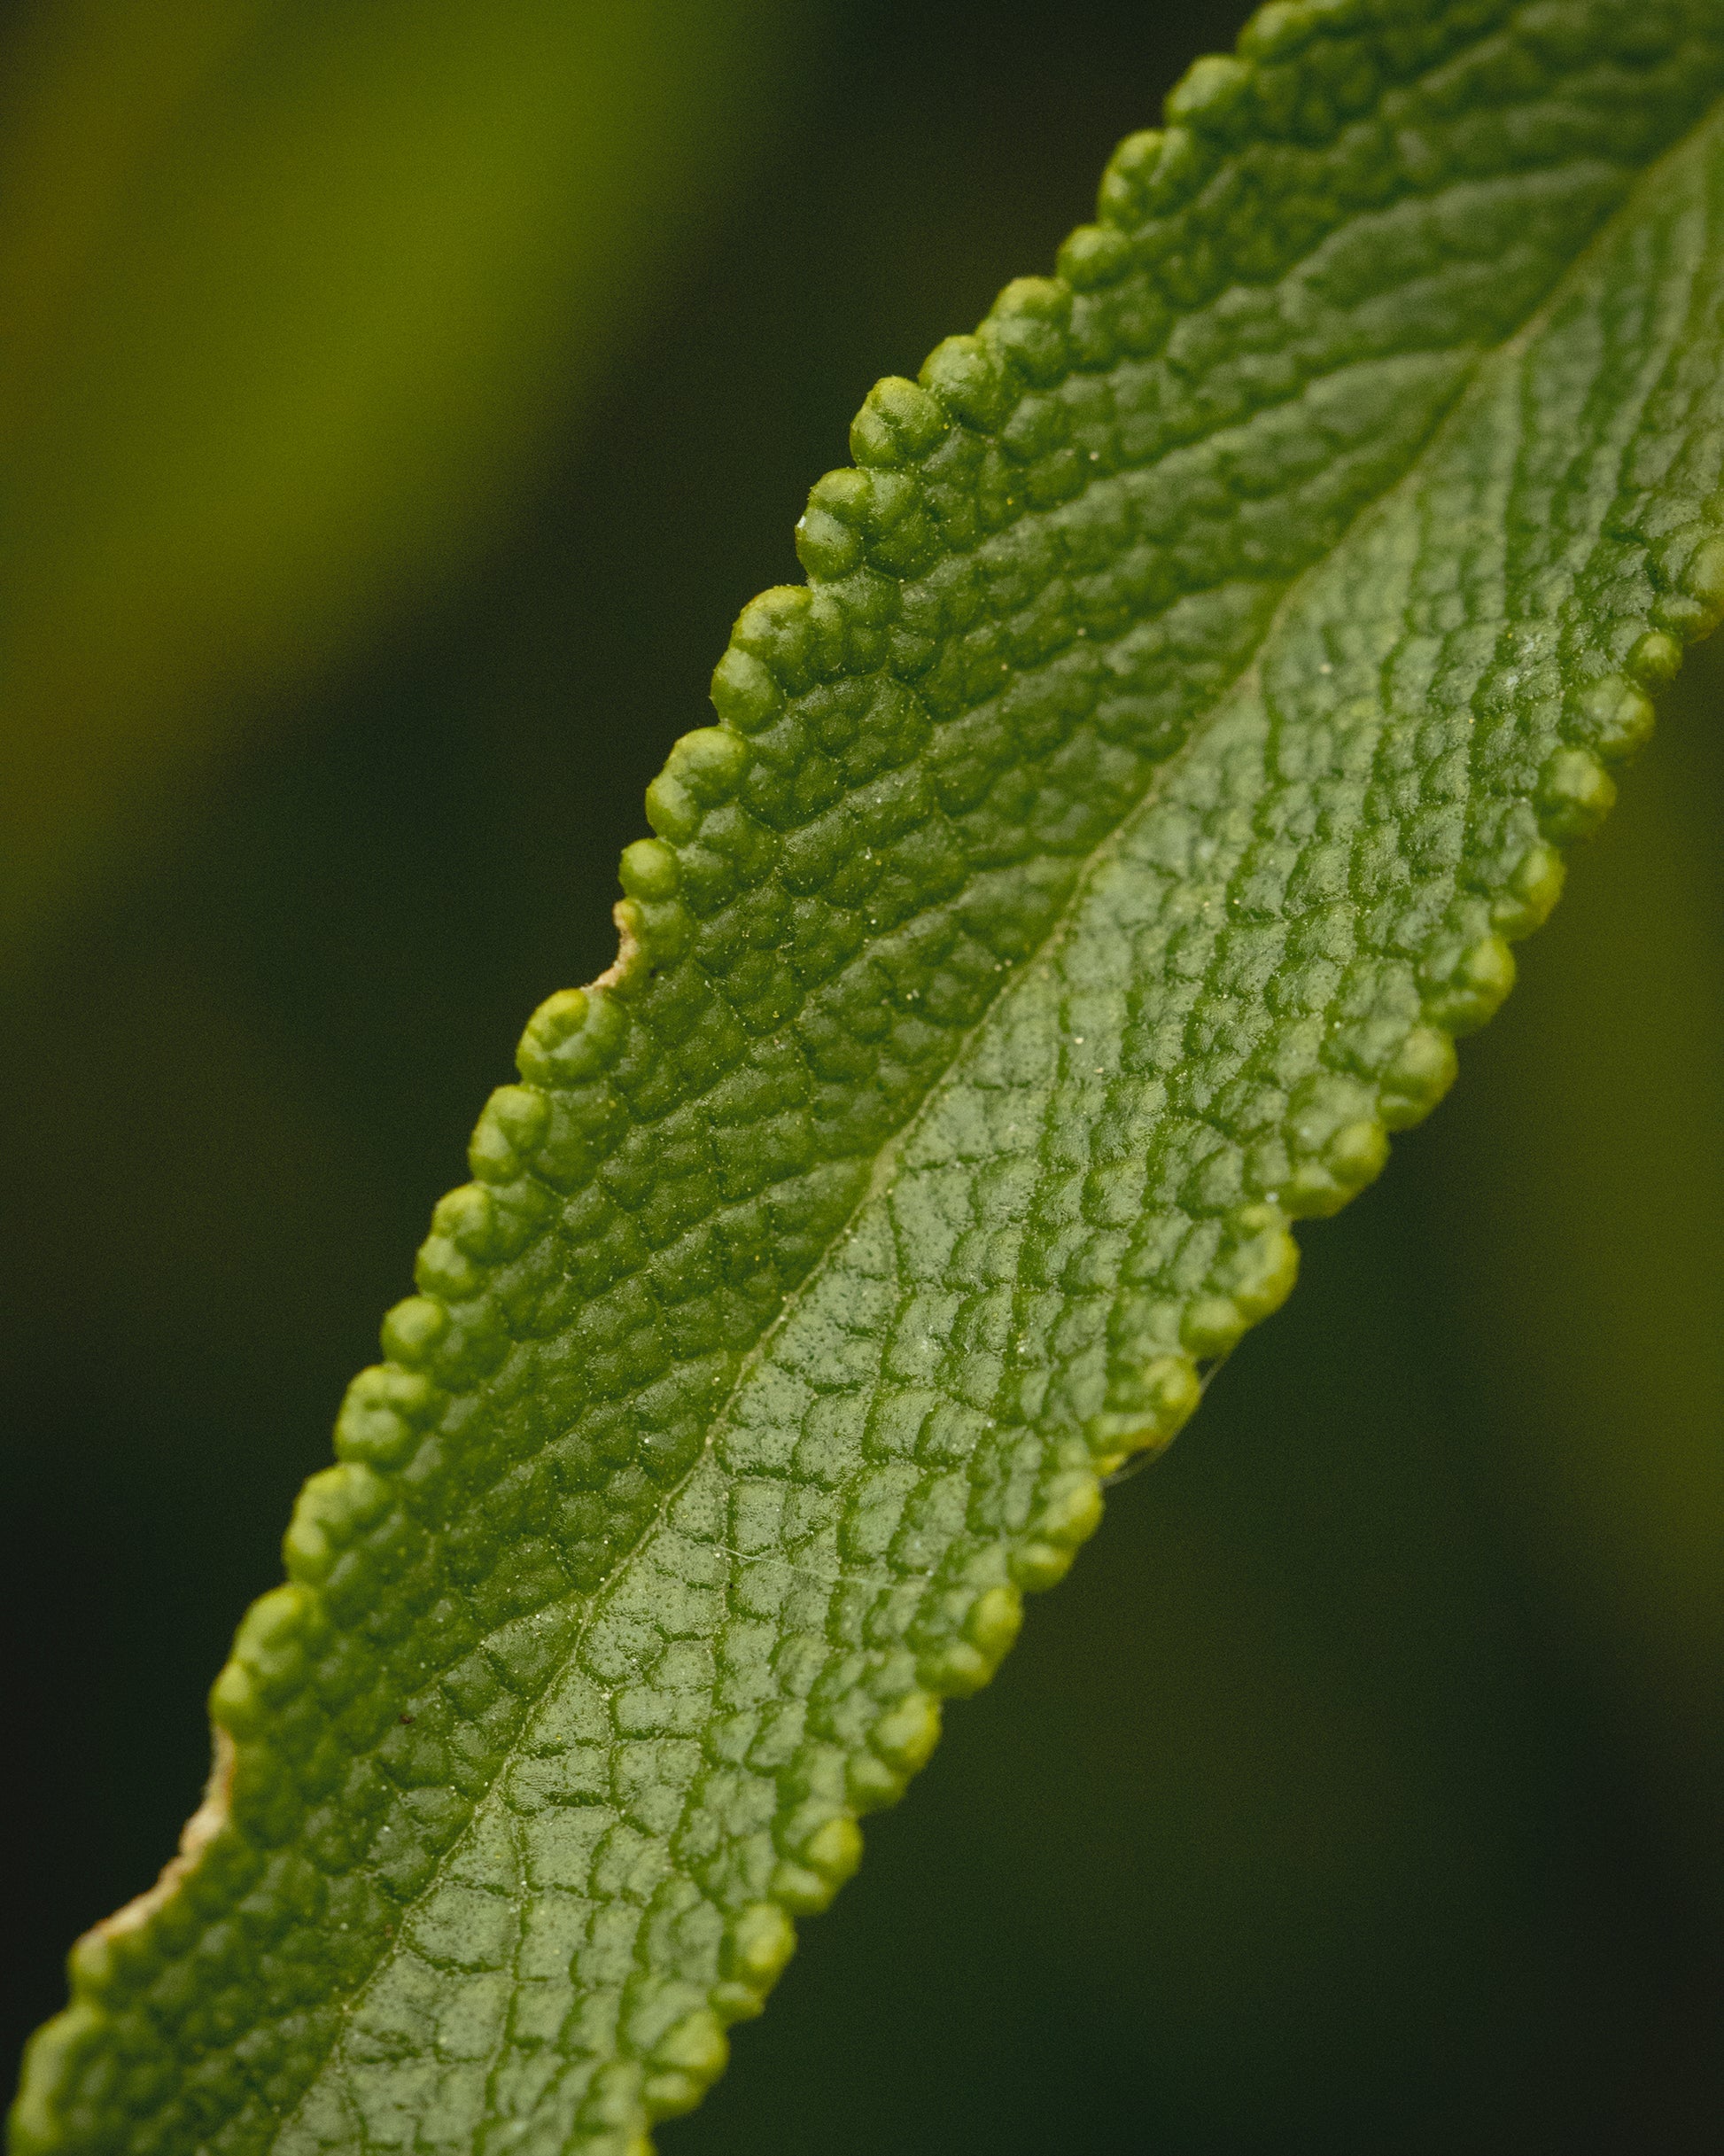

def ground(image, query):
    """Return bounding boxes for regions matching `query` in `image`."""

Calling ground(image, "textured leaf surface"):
[14,4,1724,2151]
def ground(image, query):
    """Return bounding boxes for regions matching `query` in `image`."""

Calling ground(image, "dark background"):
[2,3,1720,2148]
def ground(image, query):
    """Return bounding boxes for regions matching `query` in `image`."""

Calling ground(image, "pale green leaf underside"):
[15,4,1724,2152]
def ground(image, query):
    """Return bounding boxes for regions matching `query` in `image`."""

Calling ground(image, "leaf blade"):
[15,4,1724,2152]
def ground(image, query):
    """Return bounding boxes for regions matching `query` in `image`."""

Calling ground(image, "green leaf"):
[14,2,1724,2149]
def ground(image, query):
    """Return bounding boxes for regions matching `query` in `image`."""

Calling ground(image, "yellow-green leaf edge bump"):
[15,4,1724,2151]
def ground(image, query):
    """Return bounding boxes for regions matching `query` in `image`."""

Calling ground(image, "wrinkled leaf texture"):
[14,3,1724,2151]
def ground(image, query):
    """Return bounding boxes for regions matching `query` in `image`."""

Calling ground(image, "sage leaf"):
[14,3,1724,2151]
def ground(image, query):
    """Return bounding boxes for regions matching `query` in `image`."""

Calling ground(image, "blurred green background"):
[2,2,1720,2147]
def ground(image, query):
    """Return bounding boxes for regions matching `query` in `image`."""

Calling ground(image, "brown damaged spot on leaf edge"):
[85,1729,236,1949]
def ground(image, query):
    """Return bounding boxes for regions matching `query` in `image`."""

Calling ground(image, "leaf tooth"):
[467,1079,550,1184]
[1239,1,1324,66]
[1180,1293,1249,1358]
[641,772,701,844]
[867,1688,943,1773]
[516,984,628,1088]
[795,470,869,581]
[413,1230,484,1304]
[1417,927,1516,1038]
[379,1285,509,1388]
[1009,1537,1078,1592]
[228,1583,318,1710]
[1277,1070,1390,1218]
[843,1750,906,1812]
[1085,1348,1205,1474]
[1568,672,1657,766]
[1681,533,1724,635]
[919,331,1013,432]
[1027,1467,1105,1556]
[574,2062,652,2152]
[1534,743,1616,843]
[378,1290,448,1369]
[1376,1024,1458,1132]
[431,1182,551,1325]
[1094,127,1166,228]
[769,1813,863,1914]
[1650,525,1724,638]
[915,1578,1026,1698]
[792,467,924,585]
[1625,627,1683,689]
[618,837,680,905]
[1165,51,1257,140]
[282,1463,389,1584]
[1285,1122,1389,1219]
[711,1900,796,2024]
[640,2009,730,2121]
[333,1362,443,1470]
[207,1661,262,1742]
[848,373,950,468]
[1130,121,1214,222]
[1057,221,1133,292]
[980,275,1074,393]
[661,725,751,809]
[1490,840,1566,942]
[707,644,784,738]
[967,1579,1024,1658]
[613,837,696,983]
[727,582,816,694]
